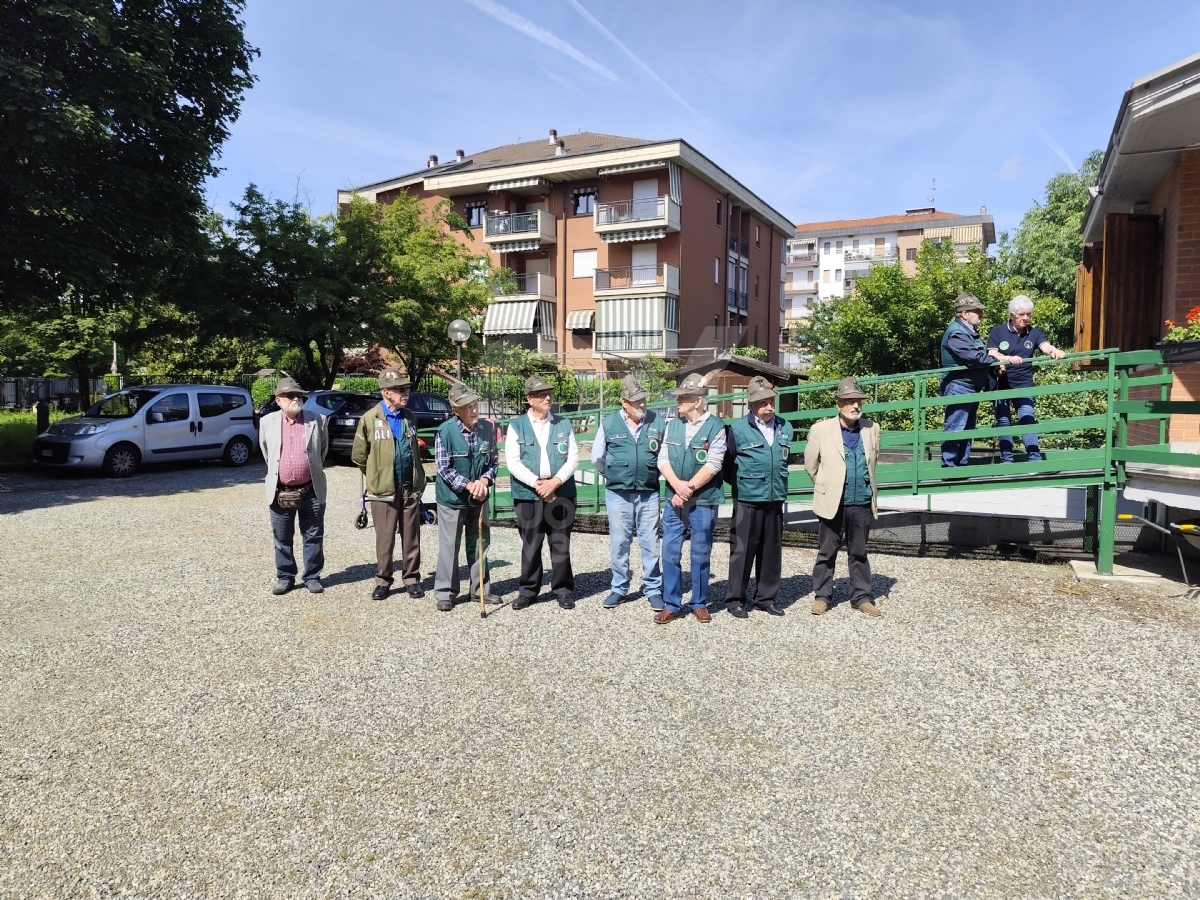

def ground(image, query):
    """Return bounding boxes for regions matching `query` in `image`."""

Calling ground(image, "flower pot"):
[1156,340,1200,364]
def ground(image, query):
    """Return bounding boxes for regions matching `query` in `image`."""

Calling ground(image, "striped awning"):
[491,239,541,253]
[596,296,664,332]
[565,309,595,331]
[483,300,538,335]
[597,160,667,176]
[488,177,550,192]
[600,227,667,244]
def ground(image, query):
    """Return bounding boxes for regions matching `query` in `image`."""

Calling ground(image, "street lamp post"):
[447,319,472,380]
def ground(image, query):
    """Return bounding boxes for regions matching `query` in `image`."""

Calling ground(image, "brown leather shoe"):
[855,600,882,617]
[692,606,712,623]
[811,599,830,615]
[653,609,683,625]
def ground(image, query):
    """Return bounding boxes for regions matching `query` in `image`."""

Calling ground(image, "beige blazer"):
[258,410,329,504]
[803,416,880,520]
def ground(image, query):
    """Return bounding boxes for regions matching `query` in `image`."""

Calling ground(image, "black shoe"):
[371,585,389,601]
[512,595,534,611]
[557,595,575,610]
[755,602,785,617]
[272,579,293,596]
[726,601,749,619]
[406,583,425,599]
[436,596,454,612]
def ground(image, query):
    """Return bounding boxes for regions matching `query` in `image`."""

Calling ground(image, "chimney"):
[427,154,438,168]
[548,128,558,145]
[555,139,566,156]
[455,149,465,162]
[980,205,987,214]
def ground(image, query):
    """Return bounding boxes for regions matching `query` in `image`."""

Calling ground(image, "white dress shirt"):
[505,412,579,489]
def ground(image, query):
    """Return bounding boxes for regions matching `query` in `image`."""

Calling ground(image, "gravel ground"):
[2,461,1199,899]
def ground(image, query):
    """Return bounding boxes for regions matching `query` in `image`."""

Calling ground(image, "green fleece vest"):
[434,418,495,509]
[665,414,725,506]
[509,413,577,501]
[729,414,793,503]
[601,409,663,492]
[940,318,990,391]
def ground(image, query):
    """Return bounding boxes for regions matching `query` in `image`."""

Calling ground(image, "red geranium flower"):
[1166,320,1178,329]
[1187,306,1200,323]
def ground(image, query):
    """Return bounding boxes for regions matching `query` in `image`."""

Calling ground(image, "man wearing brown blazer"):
[804,376,882,617]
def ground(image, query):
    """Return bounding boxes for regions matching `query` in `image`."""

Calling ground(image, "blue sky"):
[205,0,1200,238]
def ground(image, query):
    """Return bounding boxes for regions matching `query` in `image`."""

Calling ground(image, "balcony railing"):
[728,235,749,257]
[786,281,819,294]
[483,210,557,245]
[595,330,666,352]
[726,287,748,312]
[593,195,681,232]
[494,271,556,300]
[787,252,819,266]
[593,263,679,295]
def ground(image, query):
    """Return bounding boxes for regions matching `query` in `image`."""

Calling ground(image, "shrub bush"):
[251,377,277,408]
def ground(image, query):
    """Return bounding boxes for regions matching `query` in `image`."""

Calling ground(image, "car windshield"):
[424,396,452,414]
[86,389,162,418]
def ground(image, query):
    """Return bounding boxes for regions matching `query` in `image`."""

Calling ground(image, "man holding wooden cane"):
[433,382,502,612]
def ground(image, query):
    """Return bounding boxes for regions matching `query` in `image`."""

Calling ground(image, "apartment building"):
[338,130,793,370]
[780,207,997,345]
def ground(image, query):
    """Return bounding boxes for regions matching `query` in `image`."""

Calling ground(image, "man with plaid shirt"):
[432,382,502,611]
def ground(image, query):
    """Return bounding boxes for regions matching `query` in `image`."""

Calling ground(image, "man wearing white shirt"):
[505,375,579,610]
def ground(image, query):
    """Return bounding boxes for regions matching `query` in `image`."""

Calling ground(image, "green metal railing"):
[454,347,1200,575]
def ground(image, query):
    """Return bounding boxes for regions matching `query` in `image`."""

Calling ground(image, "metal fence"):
[1,377,107,411]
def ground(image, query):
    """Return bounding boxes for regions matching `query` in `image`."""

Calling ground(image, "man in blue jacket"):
[725,376,794,619]
[940,293,1022,467]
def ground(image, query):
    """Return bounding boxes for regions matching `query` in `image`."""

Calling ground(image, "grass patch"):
[0,410,70,463]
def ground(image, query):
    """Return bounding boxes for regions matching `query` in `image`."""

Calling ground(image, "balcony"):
[593,263,679,297]
[726,287,748,313]
[786,280,819,294]
[787,252,819,266]
[593,195,680,241]
[494,271,556,301]
[594,330,678,354]
[483,210,557,251]
[728,235,749,258]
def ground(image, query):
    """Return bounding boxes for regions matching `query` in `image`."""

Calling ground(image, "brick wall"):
[1163,150,1200,447]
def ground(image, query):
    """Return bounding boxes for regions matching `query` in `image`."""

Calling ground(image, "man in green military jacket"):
[725,375,794,618]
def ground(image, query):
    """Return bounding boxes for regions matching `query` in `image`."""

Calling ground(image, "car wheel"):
[223,436,253,467]
[102,443,141,478]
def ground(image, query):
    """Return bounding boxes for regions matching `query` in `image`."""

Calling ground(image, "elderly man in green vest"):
[725,375,794,619]
[940,292,1023,467]
[657,372,726,624]
[432,382,502,612]
[590,374,665,611]
[351,367,428,602]
[505,375,579,611]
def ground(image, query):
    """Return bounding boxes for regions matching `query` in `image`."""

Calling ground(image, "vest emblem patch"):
[556,441,568,454]
[999,340,1010,350]
[648,439,658,451]
[695,448,708,463]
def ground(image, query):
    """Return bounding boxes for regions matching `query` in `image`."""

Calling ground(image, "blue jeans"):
[606,489,662,607]
[661,502,717,613]
[941,380,979,467]
[269,489,325,583]
[994,397,1039,461]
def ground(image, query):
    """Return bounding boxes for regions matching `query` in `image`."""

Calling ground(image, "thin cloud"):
[461,0,617,82]
[1035,125,1076,172]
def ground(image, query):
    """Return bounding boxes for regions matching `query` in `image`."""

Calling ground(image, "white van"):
[33,385,257,477]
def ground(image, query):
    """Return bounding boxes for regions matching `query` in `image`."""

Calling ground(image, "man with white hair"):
[986,295,1065,463]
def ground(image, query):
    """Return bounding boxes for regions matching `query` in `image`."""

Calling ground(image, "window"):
[573,248,597,279]
[199,392,247,418]
[905,247,917,261]
[823,242,830,254]
[425,395,452,415]
[465,202,486,228]
[145,392,190,425]
[835,269,842,281]
[754,275,760,299]
[852,238,860,250]
[805,297,813,308]
[714,257,720,283]
[716,200,722,225]
[665,297,679,332]
[572,189,596,216]
[875,237,884,255]
[755,225,761,248]
[807,270,814,282]
[836,240,843,251]
[822,270,830,283]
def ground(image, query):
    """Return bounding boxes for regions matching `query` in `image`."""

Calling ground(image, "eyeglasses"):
[279,393,303,401]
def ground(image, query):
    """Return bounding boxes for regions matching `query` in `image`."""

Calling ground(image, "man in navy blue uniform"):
[985,295,1066,462]
[939,293,1023,467]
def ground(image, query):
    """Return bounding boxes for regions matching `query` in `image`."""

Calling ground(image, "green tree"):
[995,150,1103,348]
[0,0,257,394]
[798,241,1003,378]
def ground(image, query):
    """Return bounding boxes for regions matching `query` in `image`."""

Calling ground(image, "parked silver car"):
[33,385,258,477]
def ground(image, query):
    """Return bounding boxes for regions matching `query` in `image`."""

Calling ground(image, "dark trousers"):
[370,485,422,587]
[727,500,784,606]
[515,497,576,600]
[269,489,325,584]
[812,502,874,606]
